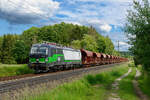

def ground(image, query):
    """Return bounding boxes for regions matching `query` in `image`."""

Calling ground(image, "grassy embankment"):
[138,66,150,99]
[118,67,139,100]
[0,64,34,77]
[22,63,129,100]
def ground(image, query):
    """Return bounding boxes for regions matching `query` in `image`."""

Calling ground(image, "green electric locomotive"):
[28,42,82,73]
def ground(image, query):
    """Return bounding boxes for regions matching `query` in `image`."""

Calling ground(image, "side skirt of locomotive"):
[29,62,82,73]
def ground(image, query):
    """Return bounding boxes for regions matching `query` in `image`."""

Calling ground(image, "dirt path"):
[108,68,132,100]
[133,69,149,100]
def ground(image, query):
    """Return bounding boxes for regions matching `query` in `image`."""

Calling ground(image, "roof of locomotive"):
[32,43,80,52]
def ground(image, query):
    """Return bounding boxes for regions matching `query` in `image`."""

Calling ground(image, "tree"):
[104,36,115,54]
[125,0,150,71]
[22,27,40,46]
[21,27,40,62]
[12,40,29,64]
[71,34,99,52]
[71,40,81,49]
[0,36,3,62]
[1,34,17,64]
[96,35,106,53]
[80,34,98,52]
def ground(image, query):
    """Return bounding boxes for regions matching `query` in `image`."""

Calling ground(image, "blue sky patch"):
[0,0,133,51]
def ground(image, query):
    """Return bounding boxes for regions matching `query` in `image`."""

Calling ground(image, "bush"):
[2,57,17,64]
[85,73,112,85]
[16,66,34,75]
[138,72,150,97]
[128,63,135,67]
[110,70,121,77]
[85,75,96,85]
[0,64,34,77]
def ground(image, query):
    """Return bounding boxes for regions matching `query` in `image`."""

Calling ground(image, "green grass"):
[0,64,34,77]
[118,67,139,100]
[22,63,129,100]
[0,63,26,68]
[26,80,107,100]
[128,61,135,67]
[85,66,128,86]
[138,69,150,98]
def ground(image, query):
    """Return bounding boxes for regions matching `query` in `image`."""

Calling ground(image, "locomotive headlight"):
[36,59,39,61]
[45,58,48,62]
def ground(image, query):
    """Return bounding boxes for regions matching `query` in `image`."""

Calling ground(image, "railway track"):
[0,63,125,94]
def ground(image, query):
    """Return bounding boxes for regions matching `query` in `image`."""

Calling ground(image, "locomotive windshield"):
[30,47,48,55]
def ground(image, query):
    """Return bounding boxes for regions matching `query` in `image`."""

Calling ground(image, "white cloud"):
[83,19,112,32]
[119,41,128,46]
[0,0,60,24]
[88,19,103,24]
[64,21,82,25]
[67,0,133,4]
[58,11,77,18]
[99,24,112,32]
[59,0,133,27]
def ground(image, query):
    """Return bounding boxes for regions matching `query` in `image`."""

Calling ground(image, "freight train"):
[28,42,128,73]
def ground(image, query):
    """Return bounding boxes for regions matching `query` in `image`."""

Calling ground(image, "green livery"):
[29,54,81,63]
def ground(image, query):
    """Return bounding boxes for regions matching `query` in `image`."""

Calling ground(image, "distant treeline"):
[119,51,133,59]
[0,22,119,64]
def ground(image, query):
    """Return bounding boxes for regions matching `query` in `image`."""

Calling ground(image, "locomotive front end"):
[28,44,49,72]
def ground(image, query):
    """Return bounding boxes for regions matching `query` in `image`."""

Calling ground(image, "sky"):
[0,0,134,51]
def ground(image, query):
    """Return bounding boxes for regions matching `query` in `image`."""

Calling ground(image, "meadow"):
[0,64,34,77]
[20,63,129,100]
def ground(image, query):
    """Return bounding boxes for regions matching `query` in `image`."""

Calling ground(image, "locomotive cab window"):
[30,47,38,54]
[39,47,48,55]
[30,47,48,55]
